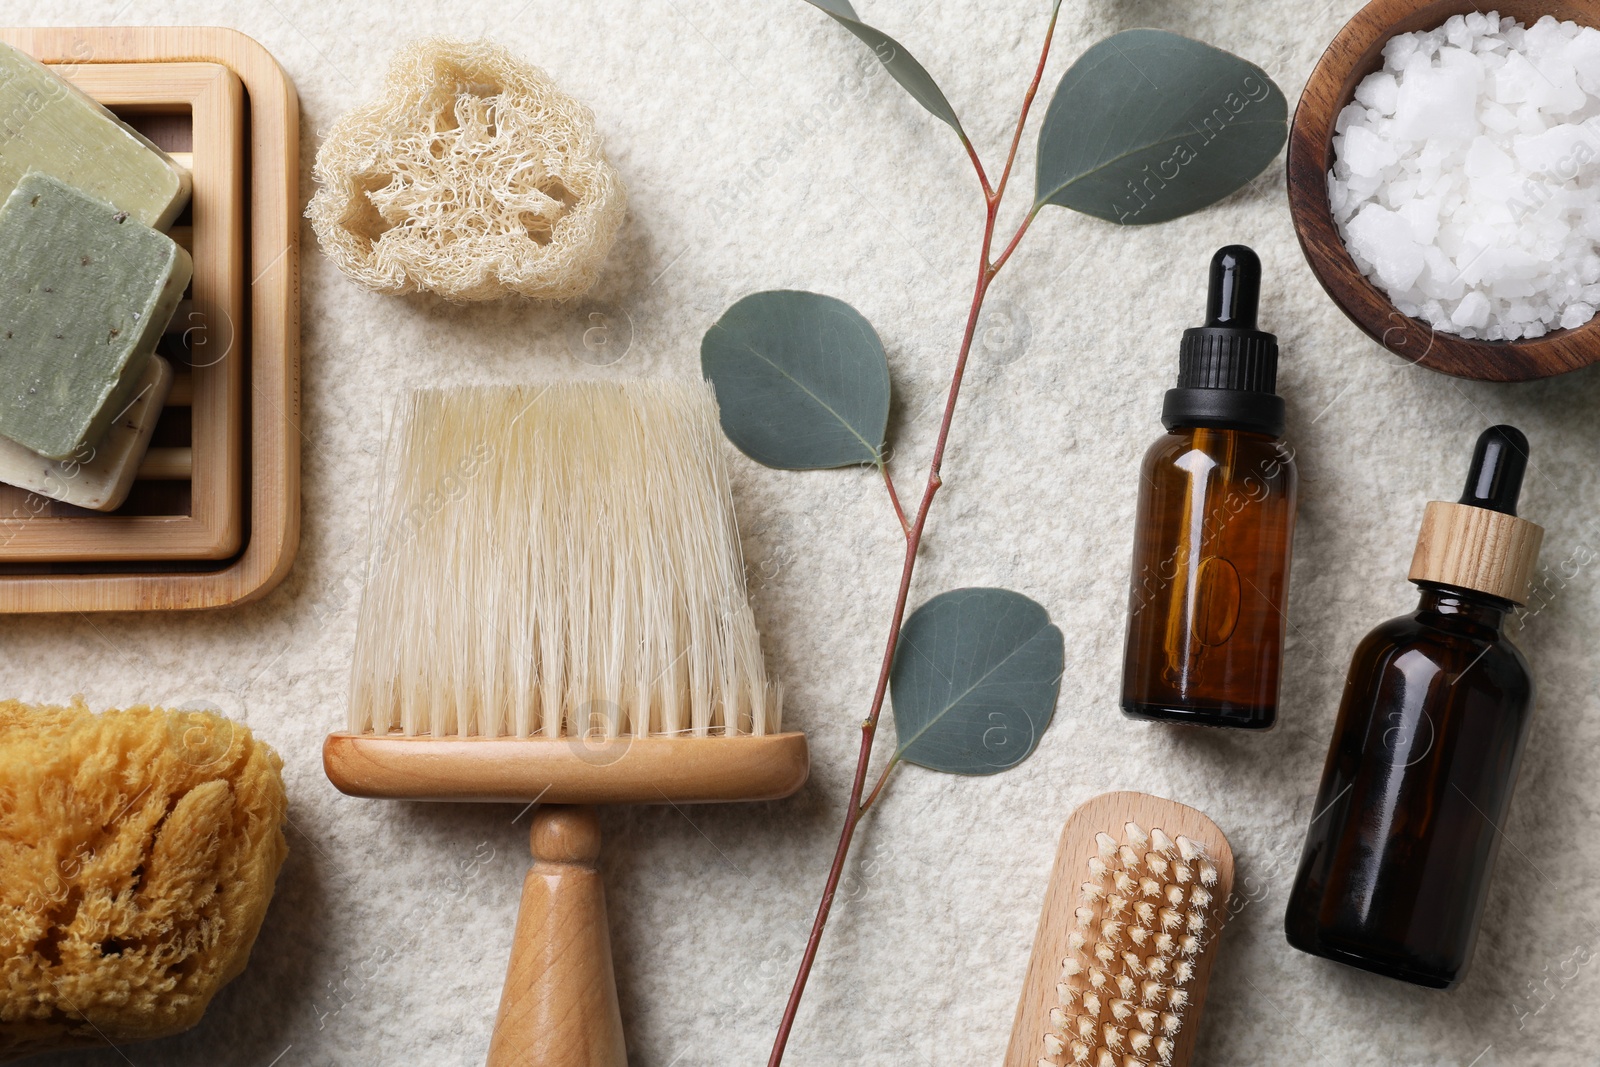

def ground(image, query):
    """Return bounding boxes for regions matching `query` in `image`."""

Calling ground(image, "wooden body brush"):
[323,382,808,1067]
[1005,792,1235,1067]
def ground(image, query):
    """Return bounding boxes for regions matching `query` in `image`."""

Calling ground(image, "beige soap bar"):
[0,42,190,228]
[0,355,172,511]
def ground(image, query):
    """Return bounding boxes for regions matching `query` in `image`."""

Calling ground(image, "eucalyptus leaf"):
[1035,29,1286,224]
[802,0,966,138]
[889,587,1064,775]
[701,290,890,470]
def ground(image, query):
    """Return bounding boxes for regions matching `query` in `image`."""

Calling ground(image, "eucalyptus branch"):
[751,8,1288,1063]
[767,23,1054,1067]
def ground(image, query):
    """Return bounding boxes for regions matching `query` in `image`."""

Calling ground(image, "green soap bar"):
[0,172,192,460]
[0,42,190,229]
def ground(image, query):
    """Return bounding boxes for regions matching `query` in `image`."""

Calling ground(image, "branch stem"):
[858,754,899,815]
[880,463,911,537]
[991,1,1062,206]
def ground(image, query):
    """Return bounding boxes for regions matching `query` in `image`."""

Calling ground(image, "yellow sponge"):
[0,701,287,1060]
[307,37,627,302]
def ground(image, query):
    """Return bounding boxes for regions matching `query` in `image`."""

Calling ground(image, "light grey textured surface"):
[2,1,1598,1064]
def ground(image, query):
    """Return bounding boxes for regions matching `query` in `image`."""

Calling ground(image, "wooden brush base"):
[323,731,811,804]
[488,806,627,1067]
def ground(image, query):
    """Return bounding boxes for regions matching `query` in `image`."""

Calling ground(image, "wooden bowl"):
[1289,0,1600,381]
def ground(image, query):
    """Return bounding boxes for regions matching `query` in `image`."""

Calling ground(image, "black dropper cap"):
[1161,246,1284,437]
[1459,425,1529,515]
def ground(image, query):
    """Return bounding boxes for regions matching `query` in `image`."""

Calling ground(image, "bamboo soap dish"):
[0,60,244,563]
[0,28,300,613]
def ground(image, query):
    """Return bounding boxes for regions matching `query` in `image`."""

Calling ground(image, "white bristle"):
[1039,817,1225,1067]
[348,382,781,738]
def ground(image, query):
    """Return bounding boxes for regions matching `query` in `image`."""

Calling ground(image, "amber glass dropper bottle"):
[1285,426,1544,989]
[1121,245,1297,730]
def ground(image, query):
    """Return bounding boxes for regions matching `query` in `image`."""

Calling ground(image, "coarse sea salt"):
[1331,12,1600,340]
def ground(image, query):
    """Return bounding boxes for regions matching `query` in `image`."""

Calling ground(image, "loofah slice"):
[0,700,287,1060]
[307,37,626,302]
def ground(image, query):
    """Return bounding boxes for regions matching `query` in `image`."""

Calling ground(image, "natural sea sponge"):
[0,701,287,1061]
[307,38,626,302]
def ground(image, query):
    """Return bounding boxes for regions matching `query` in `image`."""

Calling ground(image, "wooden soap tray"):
[0,27,299,613]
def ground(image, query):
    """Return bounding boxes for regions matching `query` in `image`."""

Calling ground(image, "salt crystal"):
[1355,72,1401,115]
[1452,291,1492,328]
[1394,61,1480,140]
[1332,11,1600,340]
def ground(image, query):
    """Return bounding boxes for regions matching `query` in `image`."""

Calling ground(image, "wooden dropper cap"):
[1409,426,1543,606]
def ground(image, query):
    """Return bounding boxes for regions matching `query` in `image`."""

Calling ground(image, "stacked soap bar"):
[0,42,190,227]
[0,355,173,510]
[0,173,190,463]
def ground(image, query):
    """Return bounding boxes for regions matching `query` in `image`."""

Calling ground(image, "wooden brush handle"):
[486,805,627,1067]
